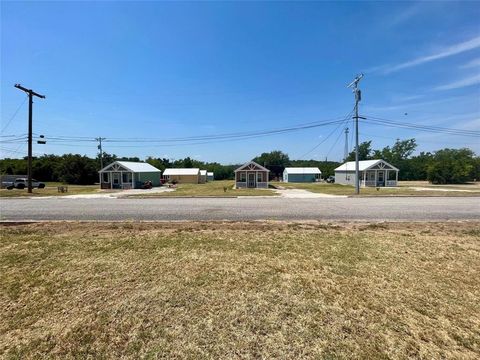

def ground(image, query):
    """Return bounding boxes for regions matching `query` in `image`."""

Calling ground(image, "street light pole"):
[14,84,45,193]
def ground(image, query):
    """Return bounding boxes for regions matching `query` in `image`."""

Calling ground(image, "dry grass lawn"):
[1,221,479,359]
[133,180,276,197]
[0,185,100,198]
[272,181,480,196]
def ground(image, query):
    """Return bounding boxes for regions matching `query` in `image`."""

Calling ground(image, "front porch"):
[100,171,135,190]
[235,171,269,189]
[361,169,398,187]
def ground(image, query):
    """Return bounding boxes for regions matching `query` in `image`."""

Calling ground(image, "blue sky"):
[1,1,479,164]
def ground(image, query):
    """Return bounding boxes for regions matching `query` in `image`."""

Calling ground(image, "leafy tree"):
[346,141,373,161]
[59,154,98,184]
[98,152,117,169]
[373,138,417,163]
[253,150,290,179]
[401,152,432,181]
[427,148,476,184]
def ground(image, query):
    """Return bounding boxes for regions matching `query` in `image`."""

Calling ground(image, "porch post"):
[110,172,113,189]
[363,171,366,187]
[396,170,398,185]
[386,170,388,186]
[375,170,378,187]
[132,172,134,189]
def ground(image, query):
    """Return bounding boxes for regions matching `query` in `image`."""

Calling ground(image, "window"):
[122,172,131,183]
[240,172,246,182]
[257,172,263,182]
[102,173,108,182]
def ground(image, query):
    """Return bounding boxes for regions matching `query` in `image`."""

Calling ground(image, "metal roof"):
[334,159,399,172]
[163,168,200,176]
[207,172,214,176]
[284,167,321,175]
[200,170,207,176]
[99,161,161,173]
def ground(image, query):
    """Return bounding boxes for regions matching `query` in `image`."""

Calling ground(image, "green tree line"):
[1,139,479,184]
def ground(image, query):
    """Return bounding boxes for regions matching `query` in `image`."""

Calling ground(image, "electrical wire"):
[1,96,28,133]
[297,109,354,159]
[363,116,480,137]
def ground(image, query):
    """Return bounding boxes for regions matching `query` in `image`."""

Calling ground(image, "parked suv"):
[5,178,46,190]
[326,176,335,183]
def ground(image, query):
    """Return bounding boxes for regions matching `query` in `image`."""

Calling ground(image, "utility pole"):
[14,84,45,193]
[347,74,365,195]
[344,127,349,161]
[96,137,106,169]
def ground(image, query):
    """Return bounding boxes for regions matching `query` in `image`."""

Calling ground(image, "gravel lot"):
[1,196,479,221]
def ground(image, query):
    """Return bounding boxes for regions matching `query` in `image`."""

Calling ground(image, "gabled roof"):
[334,159,399,172]
[234,160,270,172]
[200,170,207,176]
[99,161,161,173]
[284,167,321,175]
[207,172,214,176]
[163,168,200,176]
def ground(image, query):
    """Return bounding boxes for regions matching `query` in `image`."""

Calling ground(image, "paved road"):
[1,197,479,221]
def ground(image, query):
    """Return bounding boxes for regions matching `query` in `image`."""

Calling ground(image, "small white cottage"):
[334,159,399,187]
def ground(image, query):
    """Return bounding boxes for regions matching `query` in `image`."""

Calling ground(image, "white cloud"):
[373,35,480,74]
[434,74,480,91]
[389,4,423,27]
[460,58,480,69]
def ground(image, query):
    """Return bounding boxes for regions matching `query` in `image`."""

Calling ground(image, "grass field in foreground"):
[272,181,480,196]
[1,221,479,358]
[135,180,276,197]
[0,185,100,198]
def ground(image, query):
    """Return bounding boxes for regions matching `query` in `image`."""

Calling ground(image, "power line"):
[297,109,354,159]
[1,96,28,133]
[364,116,480,137]
[326,124,348,160]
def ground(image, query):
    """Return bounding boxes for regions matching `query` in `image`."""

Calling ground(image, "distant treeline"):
[1,139,478,184]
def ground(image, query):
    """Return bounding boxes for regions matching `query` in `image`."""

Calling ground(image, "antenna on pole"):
[347,74,365,195]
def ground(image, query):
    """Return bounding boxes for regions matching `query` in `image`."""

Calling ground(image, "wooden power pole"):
[14,84,45,193]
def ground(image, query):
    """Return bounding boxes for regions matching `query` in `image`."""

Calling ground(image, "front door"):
[248,173,255,188]
[113,172,120,188]
[377,171,385,186]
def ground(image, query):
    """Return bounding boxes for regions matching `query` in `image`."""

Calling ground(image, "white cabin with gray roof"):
[334,159,399,187]
[99,161,161,189]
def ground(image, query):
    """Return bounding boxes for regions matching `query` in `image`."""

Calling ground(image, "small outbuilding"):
[163,168,200,184]
[283,167,322,183]
[207,172,214,181]
[234,161,270,189]
[334,159,399,187]
[99,161,161,189]
[199,170,207,184]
